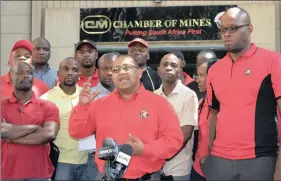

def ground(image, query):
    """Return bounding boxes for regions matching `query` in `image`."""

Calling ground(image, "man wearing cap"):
[128,38,161,92]
[1,40,50,100]
[75,40,99,87]
[32,37,57,89]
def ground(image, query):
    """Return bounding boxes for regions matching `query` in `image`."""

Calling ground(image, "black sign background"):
[80,5,236,42]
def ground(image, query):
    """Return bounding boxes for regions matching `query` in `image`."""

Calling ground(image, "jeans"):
[173,174,190,180]
[203,155,276,180]
[85,153,99,180]
[6,179,51,181]
[54,162,87,180]
[190,167,206,181]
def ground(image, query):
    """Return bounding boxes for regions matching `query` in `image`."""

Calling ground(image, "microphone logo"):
[99,149,114,154]
[116,152,131,166]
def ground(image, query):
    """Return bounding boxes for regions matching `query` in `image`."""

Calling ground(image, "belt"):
[116,173,154,181]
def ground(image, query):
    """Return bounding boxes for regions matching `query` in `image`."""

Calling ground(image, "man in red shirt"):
[68,54,183,180]
[1,40,50,100]
[75,40,99,87]
[203,7,281,180]
[1,61,60,180]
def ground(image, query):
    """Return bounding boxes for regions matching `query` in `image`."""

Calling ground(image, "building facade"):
[1,1,281,74]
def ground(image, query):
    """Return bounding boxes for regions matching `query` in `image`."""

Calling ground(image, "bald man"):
[82,52,120,180]
[91,52,120,97]
[203,7,281,180]
[32,37,57,89]
[1,61,60,180]
[41,57,90,180]
[187,50,217,100]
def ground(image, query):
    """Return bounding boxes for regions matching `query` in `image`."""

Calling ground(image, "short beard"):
[15,87,32,92]
[82,64,95,68]
[34,62,47,67]
[228,47,244,54]
[100,81,115,90]
[63,81,76,87]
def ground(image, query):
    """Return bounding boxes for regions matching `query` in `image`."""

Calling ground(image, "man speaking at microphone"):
[68,55,183,180]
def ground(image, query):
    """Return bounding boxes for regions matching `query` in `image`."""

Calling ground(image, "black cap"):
[75,39,97,51]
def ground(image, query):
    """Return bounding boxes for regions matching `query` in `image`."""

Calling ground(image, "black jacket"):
[141,67,161,92]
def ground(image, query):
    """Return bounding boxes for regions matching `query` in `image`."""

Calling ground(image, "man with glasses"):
[202,7,281,180]
[68,54,183,180]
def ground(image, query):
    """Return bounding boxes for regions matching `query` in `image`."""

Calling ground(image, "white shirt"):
[155,81,198,176]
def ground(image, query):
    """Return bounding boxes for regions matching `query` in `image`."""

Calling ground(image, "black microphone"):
[98,138,118,161]
[110,144,133,179]
[99,138,119,181]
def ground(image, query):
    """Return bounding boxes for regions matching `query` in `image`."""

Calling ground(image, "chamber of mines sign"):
[80,5,236,42]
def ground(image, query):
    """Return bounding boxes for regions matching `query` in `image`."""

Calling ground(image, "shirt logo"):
[140,111,149,119]
[244,68,252,76]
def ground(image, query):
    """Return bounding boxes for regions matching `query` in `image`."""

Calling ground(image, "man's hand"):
[200,155,208,170]
[126,134,144,156]
[79,77,100,105]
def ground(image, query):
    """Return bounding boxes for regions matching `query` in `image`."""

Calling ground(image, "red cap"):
[11,40,33,54]
[9,40,33,65]
[128,38,149,48]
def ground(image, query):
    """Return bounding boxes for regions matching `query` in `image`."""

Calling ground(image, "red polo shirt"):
[68,85,183,179]
[193,98,209,177]
[1,73,50,100]
[77,70,99,87]
[1,94,60,180]
[207,43,281,160]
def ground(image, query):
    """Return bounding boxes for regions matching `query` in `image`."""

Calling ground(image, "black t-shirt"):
[141,67,162,92]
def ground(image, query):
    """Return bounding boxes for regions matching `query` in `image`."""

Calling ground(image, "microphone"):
[98,138,118,161]
[99,138,119,181]
[110,144,133,179]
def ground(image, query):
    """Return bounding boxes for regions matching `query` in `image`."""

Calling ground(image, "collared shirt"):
[193,97,209,177]
[91,82,112,100]
[77,70,99,88]
[40,84,88,164]
[33,64,57,89]
[1,72,50,100]
[207,43,281,159]
[68,85,183,179]
[1,94,59,180]
[155,81,198,176]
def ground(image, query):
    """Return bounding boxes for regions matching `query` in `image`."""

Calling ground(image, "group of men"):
[1,6,281,181]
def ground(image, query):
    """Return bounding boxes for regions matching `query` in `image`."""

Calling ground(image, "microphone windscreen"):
[118,144,133,156]
[102,137,117,147]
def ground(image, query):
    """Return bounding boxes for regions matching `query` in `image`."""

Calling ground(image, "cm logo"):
[81,15,111,35]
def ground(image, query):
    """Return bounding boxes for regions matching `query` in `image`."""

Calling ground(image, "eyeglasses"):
[111,64,138,74]
[219,24,249,34]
